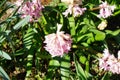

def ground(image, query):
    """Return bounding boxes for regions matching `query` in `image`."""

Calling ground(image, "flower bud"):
[98,20,107,30]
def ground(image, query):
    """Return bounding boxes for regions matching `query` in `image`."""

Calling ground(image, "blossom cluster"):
[62,1,115,18]
[16,0,116,21]
[99,49,120,74]
[98,1,116,18]
[44,24,72,57]
[18,0,43,22]
[62,4,86,17]
[14,0,116,58]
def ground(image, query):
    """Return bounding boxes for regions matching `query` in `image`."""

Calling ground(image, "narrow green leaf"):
[23,28,35,49]
[0,50,11,60]
[74,54,87,80]
[0,0,7,8]
[86,33,94,44]
[68,17,75,36]
[13,15,30,30]
[0,35,5,43]
[113,10,120,16]
[85,61,89,72]
[77,34,86,42]
[26,54,33,77]
[105,29,120,36]
[0,66,10,80]
[101,72,110,80]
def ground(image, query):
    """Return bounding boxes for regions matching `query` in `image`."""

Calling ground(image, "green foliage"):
[74,54,92,80]
[0,0,120,79]
[60,55,70,80]
[101,72,110,80]
[0,66,10,80]
[13,15,31,30]
[0,50,11,60]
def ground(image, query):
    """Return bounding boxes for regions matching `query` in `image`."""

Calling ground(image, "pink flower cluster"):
[44,24,72,57]
[98,1,115,18]
[18,0,43,22]
[99,49,120,74]
[62,4,86,17]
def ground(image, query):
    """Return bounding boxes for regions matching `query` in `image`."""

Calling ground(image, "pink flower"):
[44,24,72,57]
[98,1,115,18]
[99,49,120,74]
[101,49,110,60]
[62,4,73,17]
[99,58,109,70]
[62,4,86,17]
[73,5,86,17]
[18,0,43,22]
[99,49,111,70]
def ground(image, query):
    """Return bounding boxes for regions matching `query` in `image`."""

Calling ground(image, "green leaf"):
[113,10,120,16]
[35,75,43,80]
[79,55,87,64]
[77,33,95,44]
[84,70,92,79]
[86,33,94,44]
[77,34,86,42]
[26,54,33,77]
[91,29,105,41]
[23,28,35,49]
[105,29,120,36]
[83,18,96,28]
[0,50,11,60]
[49,59,60,67]
[60,55,70,80]
[0,66,10,80]
[80,25,89,34]
[95,32,105,41]
[68,17,75,36]
[13,15,30,30]
[0,0,6,8]
[85,61,89,72]
[101,72,110,80]
[0,35,5,43]
[46,58,60,79]
[74,54,87,80]
[14,49,24,56]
